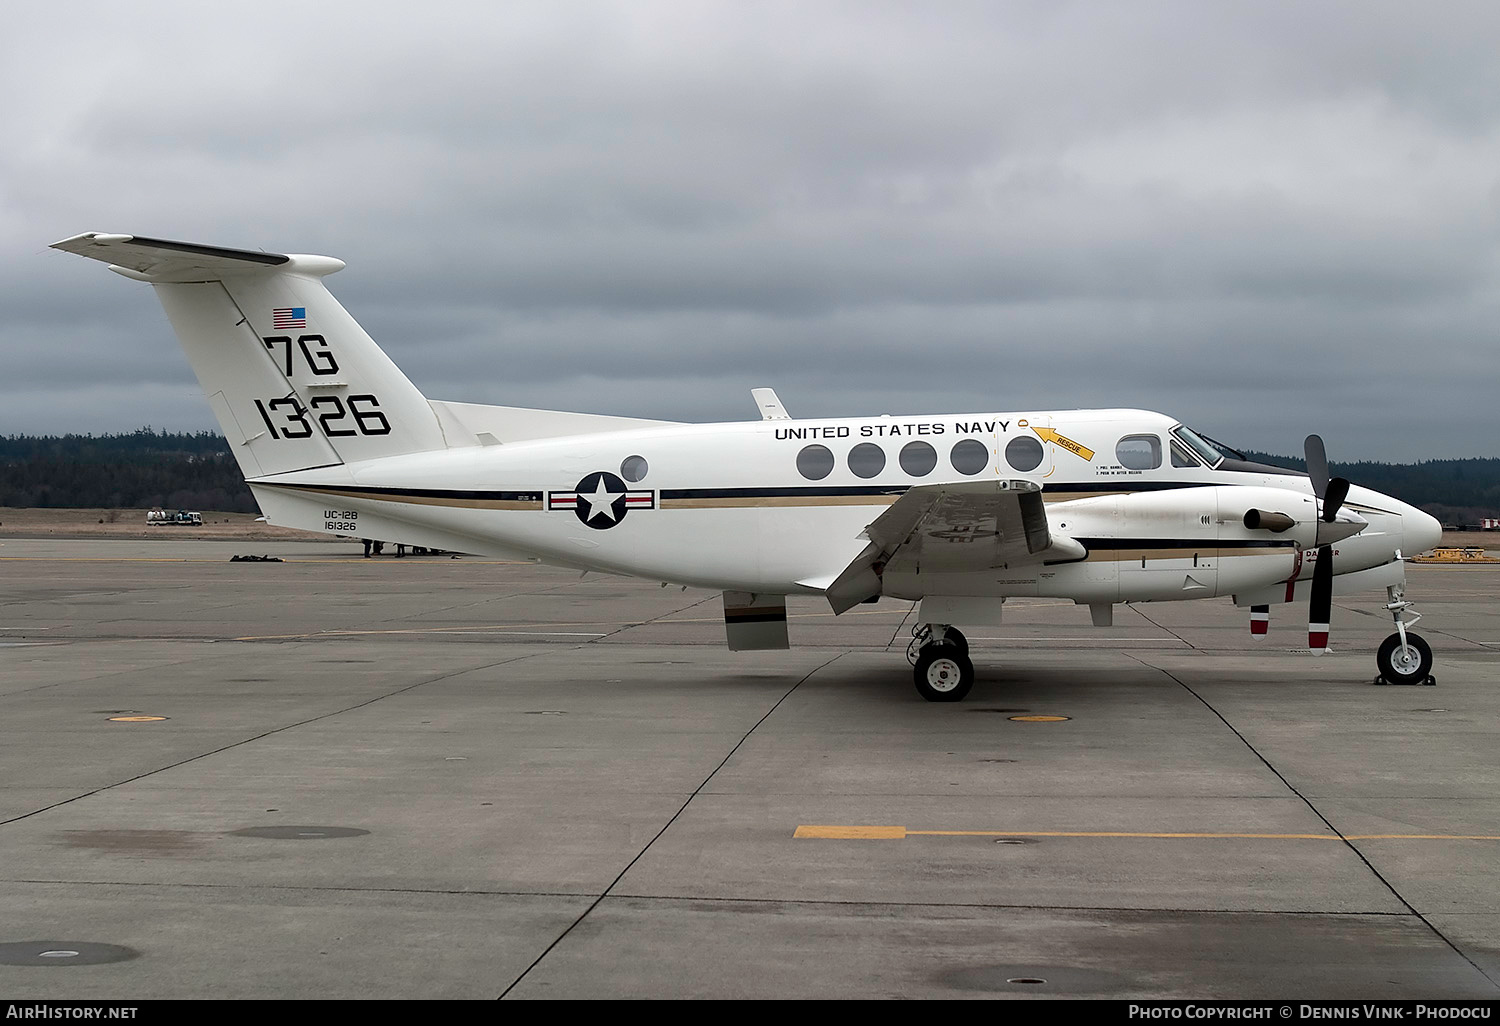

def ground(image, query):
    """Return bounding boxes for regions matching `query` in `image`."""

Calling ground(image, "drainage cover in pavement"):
[941,964,1125,994]
[229,826,370,840]
[0,942,139,966]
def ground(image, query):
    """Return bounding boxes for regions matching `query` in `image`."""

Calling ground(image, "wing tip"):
[50,231,131,252]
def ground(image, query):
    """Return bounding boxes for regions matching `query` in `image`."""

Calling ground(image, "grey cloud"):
[4,1,1500,463]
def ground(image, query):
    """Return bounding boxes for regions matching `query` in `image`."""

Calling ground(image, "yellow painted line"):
[794,825,1500,841]
[795,825,907,839]
[1009,715,1070,722]
[1345,835,1500,840]
[108,715,168,722]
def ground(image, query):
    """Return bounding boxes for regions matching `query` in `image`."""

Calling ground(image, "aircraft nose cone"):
[1404,507,1442,557]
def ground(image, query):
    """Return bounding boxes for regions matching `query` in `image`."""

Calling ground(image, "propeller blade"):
[1308,545,1333,654]
[1250,604,1269,638]
[1304,434,1330,499]
[1322,477,1350,522]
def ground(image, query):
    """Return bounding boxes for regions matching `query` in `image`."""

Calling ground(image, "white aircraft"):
[52,232,1444,700]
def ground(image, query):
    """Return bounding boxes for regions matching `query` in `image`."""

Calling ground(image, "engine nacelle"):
[1040,485,1346,602]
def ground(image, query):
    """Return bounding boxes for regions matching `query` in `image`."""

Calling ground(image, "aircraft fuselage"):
[250,407,1439,607]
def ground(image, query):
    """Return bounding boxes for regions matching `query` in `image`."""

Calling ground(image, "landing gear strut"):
[1374,582,1435,685]
[908,624,973,702]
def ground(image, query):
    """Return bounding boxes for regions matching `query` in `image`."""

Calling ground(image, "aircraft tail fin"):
[51,233,449,479]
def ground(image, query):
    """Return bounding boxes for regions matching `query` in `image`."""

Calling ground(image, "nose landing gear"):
[909,624,974,701]
[1374,582,1435,685]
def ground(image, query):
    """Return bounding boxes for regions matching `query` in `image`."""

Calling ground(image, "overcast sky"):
[5,1,1499,460]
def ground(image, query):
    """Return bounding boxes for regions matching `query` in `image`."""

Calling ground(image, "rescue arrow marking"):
[1030,426,1095,461]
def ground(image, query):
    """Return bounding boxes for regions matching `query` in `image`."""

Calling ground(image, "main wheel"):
[913,646,974,702]
[1377,632,1433,684]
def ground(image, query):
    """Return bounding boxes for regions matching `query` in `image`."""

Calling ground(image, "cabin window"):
[899,440,937,476]
[1116,434,1162,470]
[796,444,835,480]
[1170,441,1198,469]
[847,443,886,479]
[950,438,989,475]
[621,455,649,482]
[1005,435,1044,472]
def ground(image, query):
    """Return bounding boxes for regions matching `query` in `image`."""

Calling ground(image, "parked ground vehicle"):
[146,509,203,526]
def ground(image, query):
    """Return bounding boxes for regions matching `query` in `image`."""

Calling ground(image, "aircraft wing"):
[813,479,1086,613]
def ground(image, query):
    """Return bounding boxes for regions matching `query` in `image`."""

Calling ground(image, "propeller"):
[1305,434,1351,654]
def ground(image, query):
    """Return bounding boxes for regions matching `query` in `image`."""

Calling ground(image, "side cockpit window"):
[1170,441,1198,468]
[1173,425,1228,468]
[1115,434,1162,470]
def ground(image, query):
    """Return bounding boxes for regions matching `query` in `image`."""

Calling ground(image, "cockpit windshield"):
[1173,425,1233,468]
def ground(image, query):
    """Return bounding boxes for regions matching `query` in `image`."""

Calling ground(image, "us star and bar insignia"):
[549,471,654,529]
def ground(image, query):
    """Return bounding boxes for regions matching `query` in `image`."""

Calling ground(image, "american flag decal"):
[273,307,307,329]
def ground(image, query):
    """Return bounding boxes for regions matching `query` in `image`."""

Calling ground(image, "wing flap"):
[815,479,1085,613]
[878,479,1079,571]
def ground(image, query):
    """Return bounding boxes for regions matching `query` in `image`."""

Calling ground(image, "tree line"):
[1241,451,1499,526]
[0,430,1496,524]
[0,429,255,512]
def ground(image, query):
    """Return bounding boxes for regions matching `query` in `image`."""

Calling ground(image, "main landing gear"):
[908,624,972,702]
[1374,582,1435,685]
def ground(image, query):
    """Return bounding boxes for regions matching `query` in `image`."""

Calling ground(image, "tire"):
[938,627,969,657]
[913,647,974,702]
[1377,632,1433,684]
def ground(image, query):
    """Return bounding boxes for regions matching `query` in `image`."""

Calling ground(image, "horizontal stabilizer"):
[50,233,314,282]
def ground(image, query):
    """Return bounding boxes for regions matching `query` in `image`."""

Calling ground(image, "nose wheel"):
[909,624,974,702]
[1376,632,1434,685]
[1374,582,1436,685]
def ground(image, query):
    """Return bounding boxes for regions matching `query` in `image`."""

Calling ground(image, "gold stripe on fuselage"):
[658,495,902,509]
[258,484,543,511]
